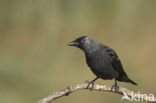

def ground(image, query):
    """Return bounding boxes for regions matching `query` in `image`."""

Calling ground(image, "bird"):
[68,36,137,91]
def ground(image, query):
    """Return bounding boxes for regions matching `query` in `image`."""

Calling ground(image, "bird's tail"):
[128,78,137,85]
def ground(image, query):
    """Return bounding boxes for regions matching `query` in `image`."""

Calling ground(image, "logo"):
[121,91,155,102]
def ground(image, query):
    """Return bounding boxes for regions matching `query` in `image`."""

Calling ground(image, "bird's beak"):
[68,40,79,46]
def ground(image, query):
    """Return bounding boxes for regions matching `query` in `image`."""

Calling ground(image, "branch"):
[36,83,156,103]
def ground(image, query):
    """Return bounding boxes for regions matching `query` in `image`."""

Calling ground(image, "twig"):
[36,83,156,103]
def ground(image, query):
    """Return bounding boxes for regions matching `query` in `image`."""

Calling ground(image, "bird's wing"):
[85,45,119,79]
[103,45,127,76]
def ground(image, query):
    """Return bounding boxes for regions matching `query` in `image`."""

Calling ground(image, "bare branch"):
[36,83,156,103]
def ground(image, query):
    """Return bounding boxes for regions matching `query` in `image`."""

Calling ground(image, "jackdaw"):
[68,36,137,91]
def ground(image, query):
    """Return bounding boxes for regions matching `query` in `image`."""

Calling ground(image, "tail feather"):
[128,78,137,85]
[117,75,137,85]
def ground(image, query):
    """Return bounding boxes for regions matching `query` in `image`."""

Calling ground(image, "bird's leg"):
[111,79,119,92]
[85,77,99,91]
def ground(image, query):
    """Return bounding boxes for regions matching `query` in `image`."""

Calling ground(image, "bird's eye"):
[81,39,84,43]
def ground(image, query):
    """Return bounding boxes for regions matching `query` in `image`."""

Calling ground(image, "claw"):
[111,84,119,92]
[111,80,119,92]
[86,80,94,91]
[85,77,99,91]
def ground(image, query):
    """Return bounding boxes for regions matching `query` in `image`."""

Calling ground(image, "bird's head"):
[68,36,99,53]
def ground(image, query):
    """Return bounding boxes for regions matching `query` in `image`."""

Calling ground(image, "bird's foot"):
[85,80,94,91]
[111,83,119,92]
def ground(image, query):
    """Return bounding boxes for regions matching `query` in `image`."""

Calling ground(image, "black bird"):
[68,36,137,91]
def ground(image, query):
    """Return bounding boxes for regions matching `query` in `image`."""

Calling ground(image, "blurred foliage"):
[0,0,156,103]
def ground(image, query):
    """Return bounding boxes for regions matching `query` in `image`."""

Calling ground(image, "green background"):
[0,0,156,103]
